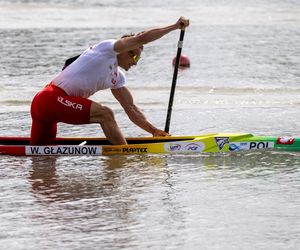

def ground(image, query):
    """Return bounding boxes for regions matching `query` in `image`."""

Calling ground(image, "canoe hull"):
[0,133,299,156]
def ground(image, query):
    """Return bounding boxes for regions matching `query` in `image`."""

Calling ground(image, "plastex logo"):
[214,137,229,150]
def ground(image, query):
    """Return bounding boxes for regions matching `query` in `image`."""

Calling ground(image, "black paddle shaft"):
[164,29,185,133]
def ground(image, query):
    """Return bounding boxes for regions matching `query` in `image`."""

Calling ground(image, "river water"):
[0,0,299,249]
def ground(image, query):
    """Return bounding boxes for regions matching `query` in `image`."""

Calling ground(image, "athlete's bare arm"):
[113,16,189,53]
[111,87,169,137]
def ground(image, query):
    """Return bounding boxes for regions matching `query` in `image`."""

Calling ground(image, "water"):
[0,0,300,249]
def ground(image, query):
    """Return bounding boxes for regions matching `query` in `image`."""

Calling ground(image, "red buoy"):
[172,53,190,68]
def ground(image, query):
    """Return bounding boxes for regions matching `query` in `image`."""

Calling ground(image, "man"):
[30,17,190,145]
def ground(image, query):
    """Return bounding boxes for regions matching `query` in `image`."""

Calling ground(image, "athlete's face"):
[118,48,142,71]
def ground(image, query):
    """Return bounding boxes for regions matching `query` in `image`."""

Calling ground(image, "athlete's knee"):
[90,103,116,123]
[101,106,115,122]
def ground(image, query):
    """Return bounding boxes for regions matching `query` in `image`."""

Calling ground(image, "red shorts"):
[30,83,92,145]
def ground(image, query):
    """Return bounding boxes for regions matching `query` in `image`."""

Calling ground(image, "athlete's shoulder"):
[93,39,117,54]
[111,69,126,89]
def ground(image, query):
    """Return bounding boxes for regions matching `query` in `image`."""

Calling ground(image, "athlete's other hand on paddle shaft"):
[176,16,190,29]
[30,17,190,146]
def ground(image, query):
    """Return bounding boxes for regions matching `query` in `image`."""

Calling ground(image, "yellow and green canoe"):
[0,133,299,156]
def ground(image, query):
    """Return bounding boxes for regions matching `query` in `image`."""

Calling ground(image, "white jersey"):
[52,39,125,98]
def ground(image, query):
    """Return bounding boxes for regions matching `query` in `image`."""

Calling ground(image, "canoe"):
[0,133,299,156]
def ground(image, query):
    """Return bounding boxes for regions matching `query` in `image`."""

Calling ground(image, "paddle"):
[164,28,186,133]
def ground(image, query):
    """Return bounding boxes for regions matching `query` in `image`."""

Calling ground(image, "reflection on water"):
[27,151,300,204]
[28,155,168,202]
[25,155,171,249]
[0,150,299,249]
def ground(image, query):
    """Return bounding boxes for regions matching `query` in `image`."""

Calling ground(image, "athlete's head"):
[117,33,144,71]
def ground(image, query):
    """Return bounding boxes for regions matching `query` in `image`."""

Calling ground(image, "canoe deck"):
[1,133,299,156]
[0,135,205,146]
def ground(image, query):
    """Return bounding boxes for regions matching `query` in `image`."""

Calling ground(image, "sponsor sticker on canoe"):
[25,146,101,156]
[215,137,229,150]
[102,147,122,154]
[276,137,295,145]
[164,142,205,153]
[229,141,274,151]
[122,147,148,153]
[102,146,148,155]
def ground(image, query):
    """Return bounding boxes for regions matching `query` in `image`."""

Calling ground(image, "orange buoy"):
[172,54,190,68]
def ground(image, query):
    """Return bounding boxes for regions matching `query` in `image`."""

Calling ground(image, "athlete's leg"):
[30,84,126,145]
[30,119,57,145]
[48,94,126,145]
[89,102,127,145]
[30,87,57,145]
